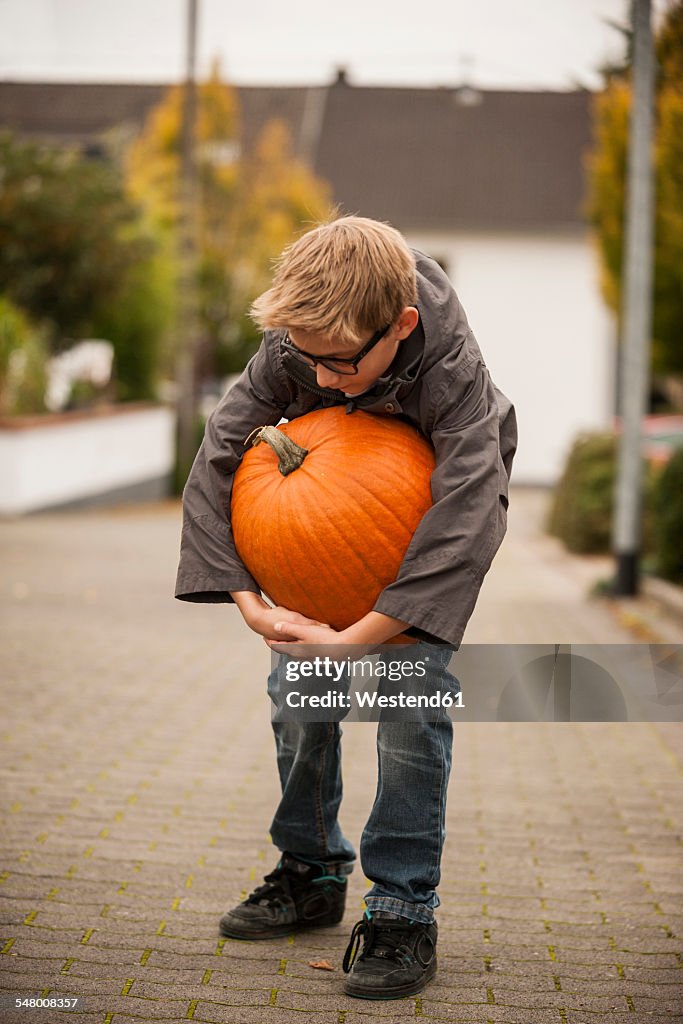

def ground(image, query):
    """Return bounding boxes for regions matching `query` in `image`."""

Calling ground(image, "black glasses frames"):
[282,324,392,375]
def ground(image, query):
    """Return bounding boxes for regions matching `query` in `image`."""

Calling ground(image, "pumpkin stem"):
[245,425,308,477]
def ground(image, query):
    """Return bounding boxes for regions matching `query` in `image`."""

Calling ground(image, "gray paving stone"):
[565,1016,681,1024]
[414,1004,569,1023]
[1,494,682,1024]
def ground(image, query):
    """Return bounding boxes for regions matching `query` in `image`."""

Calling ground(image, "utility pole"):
[175,0,201,488]
[613,0,655,595]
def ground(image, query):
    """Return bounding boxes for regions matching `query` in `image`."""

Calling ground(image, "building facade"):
[0,76,614,484]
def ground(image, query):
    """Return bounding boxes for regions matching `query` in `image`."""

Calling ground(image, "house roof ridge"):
[0,78,594,96]
[0,79,594,230]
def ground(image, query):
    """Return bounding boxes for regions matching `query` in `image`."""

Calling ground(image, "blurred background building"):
[0,74,611,485]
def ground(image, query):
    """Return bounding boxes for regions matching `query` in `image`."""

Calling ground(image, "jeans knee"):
[273,720,339,758]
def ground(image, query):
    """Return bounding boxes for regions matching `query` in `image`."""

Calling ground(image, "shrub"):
[548,432,656,555]
[0,132,174,403]
[0,295,49,415]
[93,246,176,402]
[548,433,617,553]
[653,448,683,583]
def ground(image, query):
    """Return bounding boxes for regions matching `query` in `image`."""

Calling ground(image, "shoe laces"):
[243,861,297,909]
[244,856,344,909]
[342,912,430,973]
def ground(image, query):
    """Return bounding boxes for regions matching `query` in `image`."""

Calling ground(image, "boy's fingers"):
[275,620,302,633]
[279,608,328,627]
[278,618,331,626]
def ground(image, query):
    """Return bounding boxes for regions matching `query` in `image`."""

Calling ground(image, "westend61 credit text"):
[286,689,465,709]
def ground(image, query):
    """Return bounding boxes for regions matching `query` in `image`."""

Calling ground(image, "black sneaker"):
[342,910,437,999]
[219,852,352,940]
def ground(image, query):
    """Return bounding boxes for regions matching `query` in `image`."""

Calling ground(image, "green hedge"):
[547,432,657,556]
[0,295,49,415]
[548,433,617,553]
[653,447,683,584]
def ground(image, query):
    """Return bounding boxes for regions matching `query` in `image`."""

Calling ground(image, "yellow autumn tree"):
[125,65,332,375]
[587,1,683,379]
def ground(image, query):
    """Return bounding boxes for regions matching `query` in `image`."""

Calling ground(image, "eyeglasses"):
[281,324,392,375]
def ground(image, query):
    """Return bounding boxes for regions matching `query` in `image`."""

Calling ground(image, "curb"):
[642,575,683,622]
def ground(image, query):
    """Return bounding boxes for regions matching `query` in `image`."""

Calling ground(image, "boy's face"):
[286,307,419,396]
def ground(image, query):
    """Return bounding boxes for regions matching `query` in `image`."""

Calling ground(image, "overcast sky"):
[0,0,673,90]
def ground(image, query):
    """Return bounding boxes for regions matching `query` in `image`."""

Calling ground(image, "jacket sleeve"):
[373,355,516,647]
[175,339,290,603]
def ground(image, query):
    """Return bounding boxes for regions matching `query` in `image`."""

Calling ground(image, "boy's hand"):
[229,590,327,640]
[253,605,328,642]
[266,621,381,660]
[266,610,412,659]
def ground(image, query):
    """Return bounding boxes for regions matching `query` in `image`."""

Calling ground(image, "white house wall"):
[406,230,615,486]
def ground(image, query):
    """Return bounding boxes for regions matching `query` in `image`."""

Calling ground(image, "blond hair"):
[249,216,417,346]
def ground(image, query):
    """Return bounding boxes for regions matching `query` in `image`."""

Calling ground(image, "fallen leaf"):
[308,959,335,971]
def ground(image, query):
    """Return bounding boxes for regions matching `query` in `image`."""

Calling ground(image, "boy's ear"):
[396,306,419,340]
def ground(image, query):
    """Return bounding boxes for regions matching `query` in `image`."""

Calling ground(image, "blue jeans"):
[266,642,459,924]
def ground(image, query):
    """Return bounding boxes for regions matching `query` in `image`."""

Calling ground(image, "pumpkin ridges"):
[276,494,326,620]
[269,477,298,607]
[337,429,434,519]
[298,434,425,583]
[281,470,378,626]
[276,483,338,620]
[231,406,436,634]
[329,461,429,542]
[240,460,366,626]
[269,476,317,613]
[355,428,434,477]
[233,462,277,597]
[374,448,433,498]
[297,419,433,487]
[305,473,391,592]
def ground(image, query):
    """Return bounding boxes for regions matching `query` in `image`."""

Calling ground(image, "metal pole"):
[175,0,201,488]
[612,0,655,595]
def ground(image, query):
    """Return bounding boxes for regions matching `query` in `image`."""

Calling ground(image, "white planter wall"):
[0,404,176,516]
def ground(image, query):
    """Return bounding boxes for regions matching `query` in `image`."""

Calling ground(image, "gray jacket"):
[175,250,517,647]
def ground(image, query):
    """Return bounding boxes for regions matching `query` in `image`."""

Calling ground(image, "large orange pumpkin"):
[231,407,435,635]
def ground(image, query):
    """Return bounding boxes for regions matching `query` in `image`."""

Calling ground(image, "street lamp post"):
[175,0,201,488]
[613,0,656,596]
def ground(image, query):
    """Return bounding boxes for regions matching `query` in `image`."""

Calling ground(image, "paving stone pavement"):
[0,489,681,1024]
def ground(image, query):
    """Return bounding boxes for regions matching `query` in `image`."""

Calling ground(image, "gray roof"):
[0,79,593,230]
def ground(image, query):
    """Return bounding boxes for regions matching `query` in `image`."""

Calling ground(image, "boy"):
[175,216,516,999]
